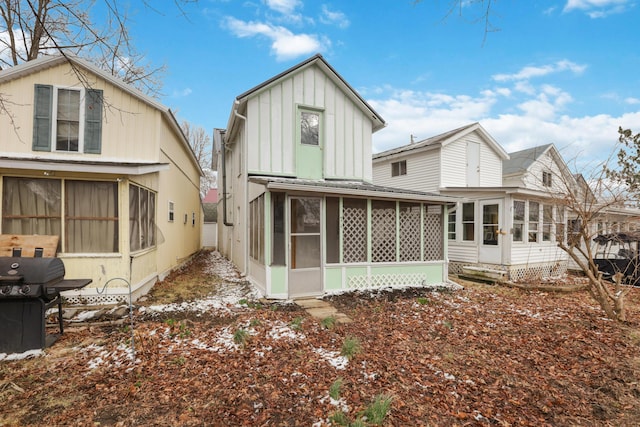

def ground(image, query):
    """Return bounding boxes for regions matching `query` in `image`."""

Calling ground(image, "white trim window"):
[391,160,407,177]
[168,201,175,222]
[462,202,475,241]
[513,200,525,242]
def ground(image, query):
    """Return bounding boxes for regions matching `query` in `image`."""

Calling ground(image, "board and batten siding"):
[372,149,440,192]
[246,64,373,181]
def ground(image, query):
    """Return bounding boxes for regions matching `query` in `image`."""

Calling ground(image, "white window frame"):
[52,86,86,153]
[168,201,175,222]
[391,160,407,177]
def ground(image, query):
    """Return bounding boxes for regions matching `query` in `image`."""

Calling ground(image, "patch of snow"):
[267,322,305,340]
[0,349,44,361]
[313,347,348,370]
[71,309,102,322]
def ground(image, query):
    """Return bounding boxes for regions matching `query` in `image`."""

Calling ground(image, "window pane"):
[2,177,62,242]
[513,201,525,242]
[56,89,80,152]
[291,198,320,233]
[447,210,456,240]
[462,202,474,241]
[129,185,140,251]
[291,235,320,268]
[529,201,539,243]
[326,197,340,264]
[66,180,118,253]
[513,201,525,221]
[301,111,319,145]
[482,204,499,245]
[272,193,286,266]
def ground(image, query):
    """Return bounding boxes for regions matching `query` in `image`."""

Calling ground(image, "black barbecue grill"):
[0,254,91,353]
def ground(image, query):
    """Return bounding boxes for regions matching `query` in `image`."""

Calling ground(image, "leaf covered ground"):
[2,250,640,426]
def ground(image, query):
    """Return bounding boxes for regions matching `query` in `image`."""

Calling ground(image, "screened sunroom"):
[245,177,457,299]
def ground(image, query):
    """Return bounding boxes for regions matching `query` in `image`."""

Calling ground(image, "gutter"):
[220,128,233,227]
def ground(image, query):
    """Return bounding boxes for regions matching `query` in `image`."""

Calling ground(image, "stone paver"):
[295,298,353,324]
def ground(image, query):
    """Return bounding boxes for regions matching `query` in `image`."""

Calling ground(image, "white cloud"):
[369,81,640,171]
[224,17,327,60]
[625,97,640,105]
[264,0,301,15]
[172,88,193,98]
[563,0,630,17]
[493,60,587,82]
[320,5,350,28]
[369,89,498,152]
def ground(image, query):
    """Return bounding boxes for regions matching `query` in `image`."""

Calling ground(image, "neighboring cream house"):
[373,123,575,281]
[215,54,456,299]
[0,55,203,304]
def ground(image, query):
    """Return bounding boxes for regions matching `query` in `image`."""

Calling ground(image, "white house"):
[373,123,576,281]
[215,54,457,299]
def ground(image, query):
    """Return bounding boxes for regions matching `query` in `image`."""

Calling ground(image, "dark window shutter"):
[32,84,53,151]
[84,89,103,154]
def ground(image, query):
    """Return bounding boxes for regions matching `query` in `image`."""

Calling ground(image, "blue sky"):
[128,0,639,169]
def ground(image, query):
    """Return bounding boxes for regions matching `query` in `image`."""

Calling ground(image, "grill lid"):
[0,257,65,285]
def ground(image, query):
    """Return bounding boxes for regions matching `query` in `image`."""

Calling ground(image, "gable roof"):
[225,54,385,139]
[372,122,509,161]
[502,144,554,176]
[503,143,577,189]
[0,54,203,176]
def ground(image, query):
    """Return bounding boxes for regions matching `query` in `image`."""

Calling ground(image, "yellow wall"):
[1,61,161,161]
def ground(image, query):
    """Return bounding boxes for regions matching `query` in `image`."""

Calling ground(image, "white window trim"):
[168,201,175,222]
[52,86,86,153]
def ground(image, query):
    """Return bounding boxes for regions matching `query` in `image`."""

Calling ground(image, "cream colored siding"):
[0,62,161,162]
[244,64,372,181]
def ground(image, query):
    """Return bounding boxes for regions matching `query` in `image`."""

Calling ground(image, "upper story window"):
[391,160,407,177]
[33,84,103,154]
[300,110,320,146]
[542,171,552,187]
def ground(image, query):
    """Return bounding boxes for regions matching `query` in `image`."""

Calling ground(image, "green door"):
[297,109,323,180]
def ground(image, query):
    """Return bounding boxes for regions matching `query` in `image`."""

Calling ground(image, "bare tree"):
[527,141,639,322]
[181,120,215,197]
[556,169,634,321]
[0,0,197,96]
[415,0,501,43]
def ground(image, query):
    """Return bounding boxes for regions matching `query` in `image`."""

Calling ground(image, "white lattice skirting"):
[450,261,568,282]
[348,273,428,290]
